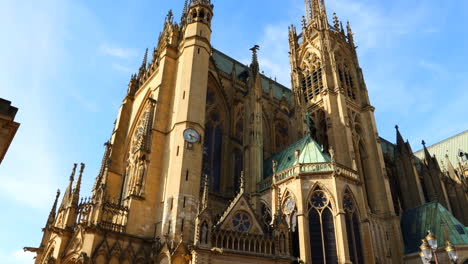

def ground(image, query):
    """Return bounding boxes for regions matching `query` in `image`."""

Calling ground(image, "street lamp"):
[420,239,434,263]
[445,241,459,263]
[419,230,459,264]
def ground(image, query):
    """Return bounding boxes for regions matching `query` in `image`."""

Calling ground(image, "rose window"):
[232,212,251,232]
[343,194,354,212]
[311,191,328,209]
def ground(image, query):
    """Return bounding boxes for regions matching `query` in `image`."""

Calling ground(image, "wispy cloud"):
[99,44,137,58]
[70,90,100,112]
[112,63,134,73]
[418,60,447,77]
[0,250,35,264]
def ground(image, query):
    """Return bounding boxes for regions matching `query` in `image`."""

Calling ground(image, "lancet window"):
[260,202,272,234]
[343,190,364,264]
[308,110,329,152]
[233,148,243,192]
[202,113,223,193]
[275,119,289,152]
[308,187,337,263]
[301,53,323,102]
[203,85,226,193]
[283,193,300,259]
[336,54,357,101]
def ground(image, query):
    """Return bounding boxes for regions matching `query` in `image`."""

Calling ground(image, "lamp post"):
[419,230,459,264]
[445,241,459,264]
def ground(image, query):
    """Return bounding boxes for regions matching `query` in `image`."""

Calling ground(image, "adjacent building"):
[0,98,19,164]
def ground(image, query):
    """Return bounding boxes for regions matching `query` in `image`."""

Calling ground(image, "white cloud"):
[0,249,36,264]
[99,44,137,59]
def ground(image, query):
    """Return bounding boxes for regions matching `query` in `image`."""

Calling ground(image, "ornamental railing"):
[99,201,129,233]
[211,230,277,256]
[258,162,360,192]
[76,198,129,233]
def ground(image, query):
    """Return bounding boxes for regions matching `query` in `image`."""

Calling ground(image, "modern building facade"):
[26,0,468,263]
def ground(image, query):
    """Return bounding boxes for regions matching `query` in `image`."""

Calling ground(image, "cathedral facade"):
[27,0,468,263]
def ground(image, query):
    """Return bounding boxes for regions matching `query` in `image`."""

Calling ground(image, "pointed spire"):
[395,125,405,147]
[445,153,460,182]
[60,163,77,209]
[249,45,260,73]
[46,189,61,226]
[73,163,85,196]
[141,48,148,70]
[422,140,431,160]
[94,141,112,191]
[347,21,355,46]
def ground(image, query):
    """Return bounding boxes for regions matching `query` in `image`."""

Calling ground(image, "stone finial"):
[333,13,340,29]
[422,140,426,147]
[239,171,245,192]
[250,45,260,73]
[272,160,278,174]
[295,150,301,164]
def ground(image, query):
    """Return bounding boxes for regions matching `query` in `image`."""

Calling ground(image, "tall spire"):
[94,141,112,191]
[422,140,432,162]
[139,48,149,76]
[73,163,85,197]
[347,21,355,46]
[60,163,77,209]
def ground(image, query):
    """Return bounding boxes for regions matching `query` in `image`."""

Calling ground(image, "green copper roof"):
[263,136,331,179]
[211,49,292,103]
[401,201,468,254]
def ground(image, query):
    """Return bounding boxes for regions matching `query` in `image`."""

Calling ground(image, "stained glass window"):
[232,212,251,233]
[344,190,364,264]
[308,188,337,263]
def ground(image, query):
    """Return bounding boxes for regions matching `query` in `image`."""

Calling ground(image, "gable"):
[216,195,264,235]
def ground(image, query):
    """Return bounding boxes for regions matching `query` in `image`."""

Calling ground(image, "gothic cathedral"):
[27,0,468,263]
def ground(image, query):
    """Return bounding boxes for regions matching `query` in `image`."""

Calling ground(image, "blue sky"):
[0,0,466,263]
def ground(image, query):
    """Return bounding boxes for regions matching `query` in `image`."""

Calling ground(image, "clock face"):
[284,197,296,214]
[183,128,200,143]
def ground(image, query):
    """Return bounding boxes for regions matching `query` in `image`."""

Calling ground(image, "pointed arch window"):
[308,187,338,263]
[338,63,357,101]
[301,54,324,102]
[283,193,300,259]
[343,190,364,264]
[275,119,289,152]
[202,112,223,193]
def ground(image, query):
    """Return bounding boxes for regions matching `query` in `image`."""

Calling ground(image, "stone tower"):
[286,0,404,262]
